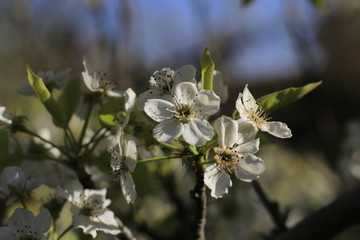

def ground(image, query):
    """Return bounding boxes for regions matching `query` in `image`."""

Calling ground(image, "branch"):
[252,181,287,235]
[190,164,207,240]
[274,186,360,240]
[116,217,136,240]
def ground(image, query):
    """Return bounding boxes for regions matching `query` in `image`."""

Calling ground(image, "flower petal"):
[195,90,220,117]
[237,119,258,142]
[182,119,213,146]
[0,227,16,239]
[213,70,228,103]
[214,116,239,148]
[125,140,137,172]
[234,138,260,154]
[173,82,198,105]
[124,88,137,111]
[82,58,100,92]
[236,84,258,116]
[136,88,165,111]
[34,209,52,234]
[120,172,137,204]
[153,119,183,143]
[144,99,174,122]
[260,121,292,138]
[173,65,197,84]
[0,106,12,125]
[204,164,232,198]
[234,154,265,182]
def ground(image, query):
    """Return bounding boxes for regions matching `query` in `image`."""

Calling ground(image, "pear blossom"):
[0,106,12,126]
[144,82,220,146]
[198,70,228,103]
[33,128,61,158]
[0,166,43,204]
[137,65,197,110]
[0,208,52,240]
[108,128,137,204]
[204,116,265,198]
[236,85,292,138]
[82,58,123,98]
[56,180,121,238]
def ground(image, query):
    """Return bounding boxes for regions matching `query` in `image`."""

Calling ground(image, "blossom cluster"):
[0,57,294,239]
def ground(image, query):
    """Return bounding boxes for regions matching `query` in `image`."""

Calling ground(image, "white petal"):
[124,88,137,111]
[212,70,229,103]
[204,164,232,198]
[144,99,174,122]
[73,214,98,238]
[236,85,258,116]
[34,209,52,233]
[0,227,16,239]
[125,140,137,172]
[237,119,258,142]
[214,116,239,148]
[153,119,184,142]
[173,65,197,84]
[173,82,198,105]
[136,88,165,111]
[260,121,292,138]
[234,154,265,182]
[82,58,100,92]
[234,138,260,154]
[94,211,121,235]
[0,106,12,125]
[1,167,25,190]
[195,90,220,117]
[120,172,137,204]
[182,119,213,146]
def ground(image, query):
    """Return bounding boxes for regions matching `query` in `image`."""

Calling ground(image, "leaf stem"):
[78,101,94,147]
[57,225,73,240]
[158,142,182,151]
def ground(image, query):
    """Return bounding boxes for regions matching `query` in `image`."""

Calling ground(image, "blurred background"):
[1,0,360,239]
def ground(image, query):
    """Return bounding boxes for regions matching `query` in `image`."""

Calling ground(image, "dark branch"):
[252,180,287,235]
[274,186,360,240]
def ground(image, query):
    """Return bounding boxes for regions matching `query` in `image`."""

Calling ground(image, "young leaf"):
[242,0,255,6]
[58,79,81,125]
[98,97,126,127]
[26,65,66,127]
[200,48,215,91]
[257,81,322,112]
[308,0,326,10]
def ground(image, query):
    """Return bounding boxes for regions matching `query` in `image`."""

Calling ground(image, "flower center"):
[246,107,268,129]
[20,236,40,240]
[174,105,197,123]
[213,147,238,173]
[150,69,174,94]
[80,206,94,216]
[95,71,117,90]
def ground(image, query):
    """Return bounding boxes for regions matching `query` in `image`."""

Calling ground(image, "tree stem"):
[251,180,287,234]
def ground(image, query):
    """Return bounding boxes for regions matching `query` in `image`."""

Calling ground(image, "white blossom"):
[33,128,61,158]
[0,166,43,204]
[144,82,220,146]
[137,65,197,110]
[108,128,137,204]
[82,58,124,98]
[236,85,292,138]
[204,116,265,198]
[0,208,52,240]
[56,180,121,238]
[0,106,12,126]
[198,70,228,103]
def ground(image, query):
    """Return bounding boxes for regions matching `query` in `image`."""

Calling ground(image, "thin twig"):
[116,217,136,240]
[252,180,287,234]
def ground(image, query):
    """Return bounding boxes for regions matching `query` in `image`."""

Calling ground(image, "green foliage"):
[98,97,126,127]
[58,79,81,125]
[200,48,214,91]
[26,66,66,127]
[257,81,322,112]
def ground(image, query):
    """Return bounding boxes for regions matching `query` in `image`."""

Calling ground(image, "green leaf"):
[257,81,322,112]
[242,0,255,6]
[58,79,81,125]
[27,66,67,127]
[98,97,126,127]
[200,48,215,91]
